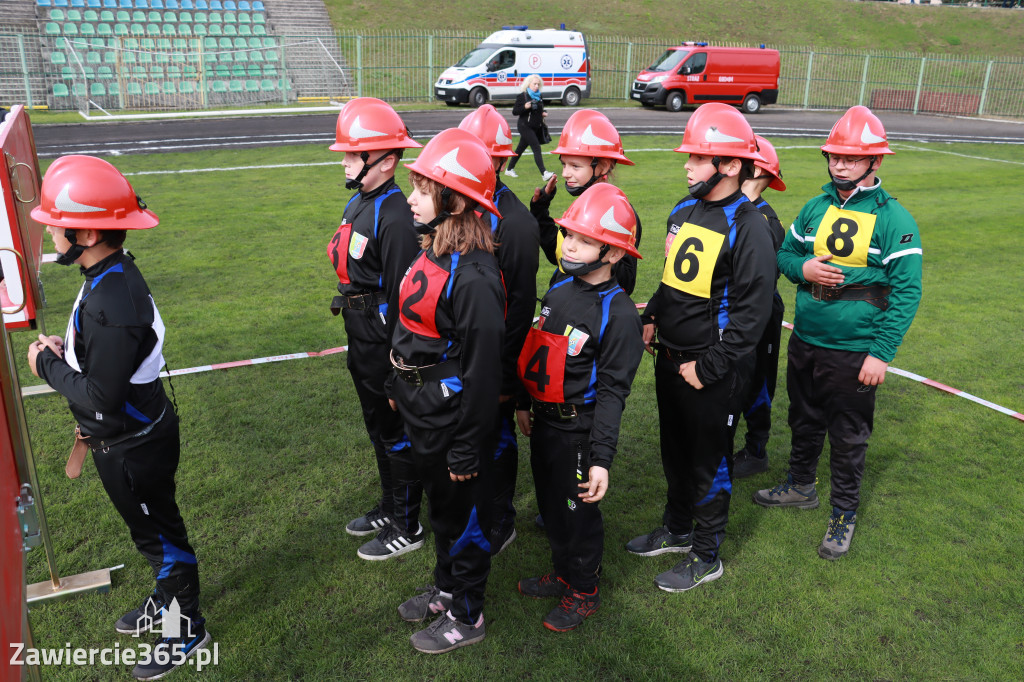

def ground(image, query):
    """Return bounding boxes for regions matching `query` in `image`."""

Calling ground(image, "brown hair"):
[409,172,495,256]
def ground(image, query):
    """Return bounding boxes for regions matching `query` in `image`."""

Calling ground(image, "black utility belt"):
[330,290,387,315]
[390,351,460,387]
[651,342,706,365]
[82,407,167,450]
[802,283,891,311]
[532,399,590,421]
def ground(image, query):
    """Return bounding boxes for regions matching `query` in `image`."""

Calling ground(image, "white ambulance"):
[434,28,591,107]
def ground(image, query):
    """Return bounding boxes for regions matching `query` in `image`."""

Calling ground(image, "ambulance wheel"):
[469,87,488,107]
[742,93,762,114]
[445,101,460,107]
[666,91,685,113]
[561,86,581,107]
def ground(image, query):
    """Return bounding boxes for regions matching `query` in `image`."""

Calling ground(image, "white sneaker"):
[504,169,518,178]
[542,171,555,181]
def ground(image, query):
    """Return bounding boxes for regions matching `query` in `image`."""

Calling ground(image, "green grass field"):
[14,135,1024,680]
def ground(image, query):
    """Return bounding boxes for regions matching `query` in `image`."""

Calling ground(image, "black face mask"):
[346,150,395,190]
[54,228,86,266]
[688,156,725,199]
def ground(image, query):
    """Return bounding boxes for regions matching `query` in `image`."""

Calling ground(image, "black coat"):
[512,91,546,129]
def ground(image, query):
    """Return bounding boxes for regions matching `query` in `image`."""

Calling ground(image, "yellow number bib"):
[661,223,726,298]
[813,206,876,268]
[555,230,565,273]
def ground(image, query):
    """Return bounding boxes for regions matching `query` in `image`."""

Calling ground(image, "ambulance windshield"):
[648,49,689,72]
[456,47,497,68]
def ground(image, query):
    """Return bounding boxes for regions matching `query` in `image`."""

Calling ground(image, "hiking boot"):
[356,523,424,561]
[654,555,724,593]
[752,474,819,509]
[345,506,391,537]
[504,169,518,178]
[518,573,568,599]
[115,591,164,635]
[543,586,600,632]
[625,526,693,556]
[491,527,517,556]
[131,616,211,680]
[398,585,453,623]
[733,443,769,479]
[410,611,485,654]
[818,508,857,560]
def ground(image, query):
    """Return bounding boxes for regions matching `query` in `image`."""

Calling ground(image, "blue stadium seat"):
[119,0,131,7]
[71,0,85,7]
[166,0,178,7]
[151,0,164,7]
[252,1,263,11]
[54,0,69,6]
[167,64,181,76]
[135,0,147,7]
[195,0,207,8]
[238,1,249,9]
[88,0,101,8]
[180,0,193,7]
[38,0,53,7]
[209,0,221,9]
[104,0,116,6]
[224,0,235,10]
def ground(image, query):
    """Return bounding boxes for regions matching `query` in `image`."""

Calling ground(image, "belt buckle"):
[347,294,366,311]
[810,283,824,302]
[558,403,577,419]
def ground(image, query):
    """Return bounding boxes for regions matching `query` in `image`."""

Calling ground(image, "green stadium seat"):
[80,23,96,36]
[63,23,79,35]
[104,51,118,63]
[178,24,191,35]
[238,24,250,36]
[131,9,144,20]
[252,12,263,24]
[53,83,70,97]
[87,51,101,64]
[100,9,114,19]
[208,24,221,36]
[180,81,195,94]
[162,81,175,94]
[127,82,142,95]
[223,24,236,36]
[163,11,176,21]
[132,64,146,77]
[229,80,242,93]
[231,64,244,78]
[173,37,186,48]
[124,37,138,47]
[264,49,276,62]
[130,22,144,35]
[146,23,160,35]
[67,9,82,20]
[246,63,259,78]
[214,64,228,78]
[107,81,120,95]
[252,24,264,36]
[231,36,245,48]
[145,82,160,95]
[97,65,113,78]
[122,51,136,63]
[141,37,155,48]
[167,64,181,76]
[247,37,259,48]
[61,65,75,79]
[81,65,95,78]
[116,9,130,20]
[217,37,230,48]
[162,23,176,36]
[183,64,197,76]
[219,51,232,63]
[245,79,258,92]
[49,9,65,20]
[114,22,128,35]
[261,64,276,78]
[202,36,215,48]
[55,37,68,48]
[188,38,200,47]
[97,23,112,36]
[223,11,235,23]
[234,50,246,62]
[261,36,274,47]
[208,11,221,23]
[192,24,206,36]
[84,9,98,20]
[211,80,227,92]
[179,10,191,21]
[150,65,164,78]
[156,52,170,64]
[51,51,67,65]
[193,10,206,21]
[248,49,261,62]
[138,51,152,63]
[72,83,87,96]
[90,37,105,47]
[157,37,170,48]
[147,10,160,20]
[172,52,186,63]
[237,12,249,23]
[90,82,105,96]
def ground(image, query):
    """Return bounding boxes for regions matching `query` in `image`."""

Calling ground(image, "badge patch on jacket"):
[564,325,589,356]
[349,232,368,259]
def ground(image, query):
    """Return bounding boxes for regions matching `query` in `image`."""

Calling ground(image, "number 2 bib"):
[813,206,876,268]
[398,253,451,339]
[661,222,726,298]
[518,326,568,403]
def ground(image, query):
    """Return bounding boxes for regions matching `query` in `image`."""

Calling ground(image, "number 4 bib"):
[518,327,569,403]
[661,223,726,298]
[813,206,876,268]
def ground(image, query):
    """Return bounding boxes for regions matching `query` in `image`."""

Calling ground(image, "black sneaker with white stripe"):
[345,506,391,537]
[357,522,424,561]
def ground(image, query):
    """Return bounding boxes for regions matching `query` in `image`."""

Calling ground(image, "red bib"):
[398,253,450,339]
[327,221,353,284]
[517,326,568,403]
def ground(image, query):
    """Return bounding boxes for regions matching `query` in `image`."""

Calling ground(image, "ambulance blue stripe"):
[444,71,588,87]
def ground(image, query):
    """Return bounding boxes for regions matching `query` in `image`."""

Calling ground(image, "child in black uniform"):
[388,128,506,653]
[515,183,644,631]
[28,155,209,680]
[733,135,788,479]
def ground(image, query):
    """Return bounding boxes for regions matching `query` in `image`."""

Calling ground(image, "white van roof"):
[482,29,585,47]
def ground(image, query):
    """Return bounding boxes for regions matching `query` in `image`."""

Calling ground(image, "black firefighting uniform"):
[518,276,643,591]
[36,251,200,615]
[530,186,643,296]
[486,179,540,548]
[737,197,786,455]
[388,245,505,624]
[327,177,420,523]
[645,190,775,563]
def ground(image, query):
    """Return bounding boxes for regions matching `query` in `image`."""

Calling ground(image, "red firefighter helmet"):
[550,109,634,165]
[820,105,894,156]
[554,183,641,259]
[674,102,764,162]
[754,135,786,191]
[329,97,422,153]
[458,104,516,158]
[30,155,158,230]
[404,128,502,218]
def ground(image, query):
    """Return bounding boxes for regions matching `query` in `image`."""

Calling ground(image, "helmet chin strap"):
[559,243,609,277]
[413,187,454,235]
[345,150,394,190]
[688,156,725,199]
[565,158,602,197]
[829,161,875,192]
[54,228,87,266]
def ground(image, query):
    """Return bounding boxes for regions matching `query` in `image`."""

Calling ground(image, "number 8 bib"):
[813,206,876,268]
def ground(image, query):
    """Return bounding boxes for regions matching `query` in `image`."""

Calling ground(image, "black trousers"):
[655,349,750,563]
[485,401,518,550]
[738,292,785,451]
[786,335,876,512]
[91,411,201,615]
[530,415,602,591]
[403,420,493,625]
[507,122,547,174]
[343,309,406,517]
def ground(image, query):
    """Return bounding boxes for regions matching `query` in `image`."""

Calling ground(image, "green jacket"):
[777,180,922,362]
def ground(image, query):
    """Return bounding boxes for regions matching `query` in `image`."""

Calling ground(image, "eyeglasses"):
[822,151,870,167]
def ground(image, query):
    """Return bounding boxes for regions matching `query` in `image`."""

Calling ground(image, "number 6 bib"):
[661,222,726,298]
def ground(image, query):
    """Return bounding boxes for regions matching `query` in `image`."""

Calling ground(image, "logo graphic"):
[348,116,387,140]
[496,71,507,82]
[495,127,513,146]
[600,206,631,235]
[704,126,744,144]
[349,232,368,259]
[580,125,614,147]
[860,122,886,145]
[134,598,195,640]
[560,54,573,69]
[566,498,577,511]
[566,327,589,356]
[55,186,104,213]
[899,233,913,244]
[436,148,480,183]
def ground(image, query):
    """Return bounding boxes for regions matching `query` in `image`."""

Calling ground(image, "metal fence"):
[3,28,1024,118]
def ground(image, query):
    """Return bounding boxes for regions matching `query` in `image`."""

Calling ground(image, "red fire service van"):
[630,43,780,114]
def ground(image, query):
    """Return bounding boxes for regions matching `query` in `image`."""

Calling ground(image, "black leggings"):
[508,122,547,174]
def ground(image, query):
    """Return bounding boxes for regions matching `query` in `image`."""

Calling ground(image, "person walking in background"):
[504,74,555,182]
